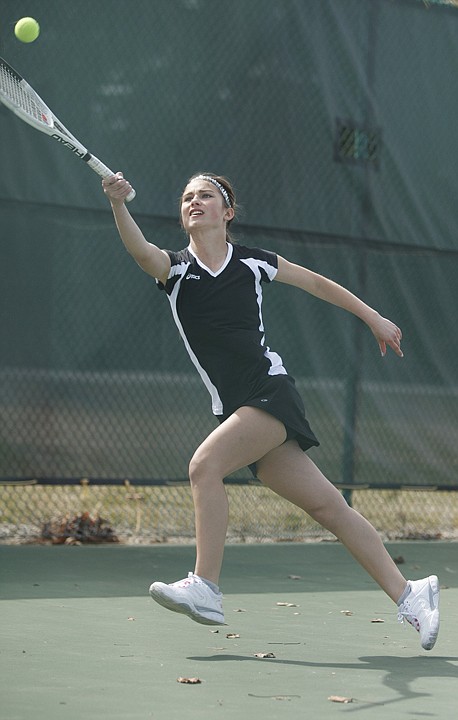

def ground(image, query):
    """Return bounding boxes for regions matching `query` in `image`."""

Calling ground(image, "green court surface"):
[1,542,457,720]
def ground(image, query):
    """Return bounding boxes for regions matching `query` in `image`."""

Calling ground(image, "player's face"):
[181,180,232,233]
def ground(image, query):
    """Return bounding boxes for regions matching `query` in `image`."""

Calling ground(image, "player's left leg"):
[256,440,440,649]
[257,440,408,598]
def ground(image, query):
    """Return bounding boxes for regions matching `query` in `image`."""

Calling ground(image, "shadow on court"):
[188,652,458,711]
[1,542,457,720]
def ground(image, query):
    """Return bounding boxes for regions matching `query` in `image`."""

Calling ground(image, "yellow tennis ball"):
[14,17,40,43]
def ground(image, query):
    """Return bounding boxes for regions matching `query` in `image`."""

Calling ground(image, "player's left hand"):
[369,314,404,357]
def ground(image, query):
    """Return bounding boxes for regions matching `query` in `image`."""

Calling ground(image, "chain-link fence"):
[1,0,457,544]
[2,482,457,546]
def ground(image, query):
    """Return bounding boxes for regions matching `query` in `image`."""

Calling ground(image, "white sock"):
[397,582,411,606]
[197,575,220,594]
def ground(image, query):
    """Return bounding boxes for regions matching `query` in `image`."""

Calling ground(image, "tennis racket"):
[0,56,135,201]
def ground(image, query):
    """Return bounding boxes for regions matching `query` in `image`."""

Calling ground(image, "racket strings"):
[0,62,51,127]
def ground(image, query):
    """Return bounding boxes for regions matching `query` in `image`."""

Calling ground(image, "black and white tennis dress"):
[158,243,319,465]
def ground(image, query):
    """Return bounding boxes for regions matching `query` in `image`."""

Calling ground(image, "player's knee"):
[308,502,336,527]
[188,448,223,486]
[307,494,351,529]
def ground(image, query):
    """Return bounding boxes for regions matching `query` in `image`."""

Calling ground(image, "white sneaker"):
[397,575,440,650]
[149,572,225,625]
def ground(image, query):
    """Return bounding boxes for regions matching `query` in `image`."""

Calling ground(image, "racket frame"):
[0,56,135,201]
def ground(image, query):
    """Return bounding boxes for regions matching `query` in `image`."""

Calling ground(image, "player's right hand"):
[102,172,133,204]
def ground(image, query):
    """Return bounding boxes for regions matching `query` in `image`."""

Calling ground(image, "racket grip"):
[87,155,136,202]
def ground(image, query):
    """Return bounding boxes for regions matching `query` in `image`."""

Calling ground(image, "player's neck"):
[188,231,228,272]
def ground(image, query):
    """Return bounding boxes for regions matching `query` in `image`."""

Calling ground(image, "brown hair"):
[181,172,238,243]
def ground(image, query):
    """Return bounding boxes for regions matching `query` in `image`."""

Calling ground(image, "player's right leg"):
[149,407,287,624]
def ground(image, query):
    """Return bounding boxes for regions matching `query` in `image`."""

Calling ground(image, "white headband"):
[196,175,232,208]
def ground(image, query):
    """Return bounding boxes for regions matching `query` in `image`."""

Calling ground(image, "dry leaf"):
[393,556,405,564]
[233,608,246,613]
[254,652,276,659]
[64,537,81,546]
[276,602,298,607]
[341,610,354,616]
[226,633,240,639]
[328,695,353,704]
[177,677,202,684]
[288,575,303,580]
[371,618,385,623]
[127,617,136,621]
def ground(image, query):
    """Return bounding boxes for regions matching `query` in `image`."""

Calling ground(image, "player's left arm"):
[275,255,403,358]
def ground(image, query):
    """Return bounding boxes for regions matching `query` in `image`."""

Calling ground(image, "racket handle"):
[87,155,136,202]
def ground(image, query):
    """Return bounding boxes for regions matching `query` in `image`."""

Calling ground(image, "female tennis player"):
[102,172,440,650]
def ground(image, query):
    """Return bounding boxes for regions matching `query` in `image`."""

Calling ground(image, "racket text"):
[52,134,88,159]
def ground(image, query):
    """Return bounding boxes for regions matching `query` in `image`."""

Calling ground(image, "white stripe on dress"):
[166,261,224,415]
[240,258,287,377]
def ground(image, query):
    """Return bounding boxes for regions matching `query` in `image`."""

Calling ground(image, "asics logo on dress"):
[186,273,200,280]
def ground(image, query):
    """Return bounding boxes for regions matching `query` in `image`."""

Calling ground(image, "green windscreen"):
[1,0,456,489]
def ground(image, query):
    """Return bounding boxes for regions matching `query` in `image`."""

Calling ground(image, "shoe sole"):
[149,585,225,626]
[421,575,440,651]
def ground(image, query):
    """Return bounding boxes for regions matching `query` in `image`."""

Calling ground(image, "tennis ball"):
[14,17,40,43]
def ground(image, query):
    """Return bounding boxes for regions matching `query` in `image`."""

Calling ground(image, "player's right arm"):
[102,174,170,285]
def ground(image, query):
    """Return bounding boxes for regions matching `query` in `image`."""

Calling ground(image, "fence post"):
[341,1,381,508]
[341,248,367,508]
